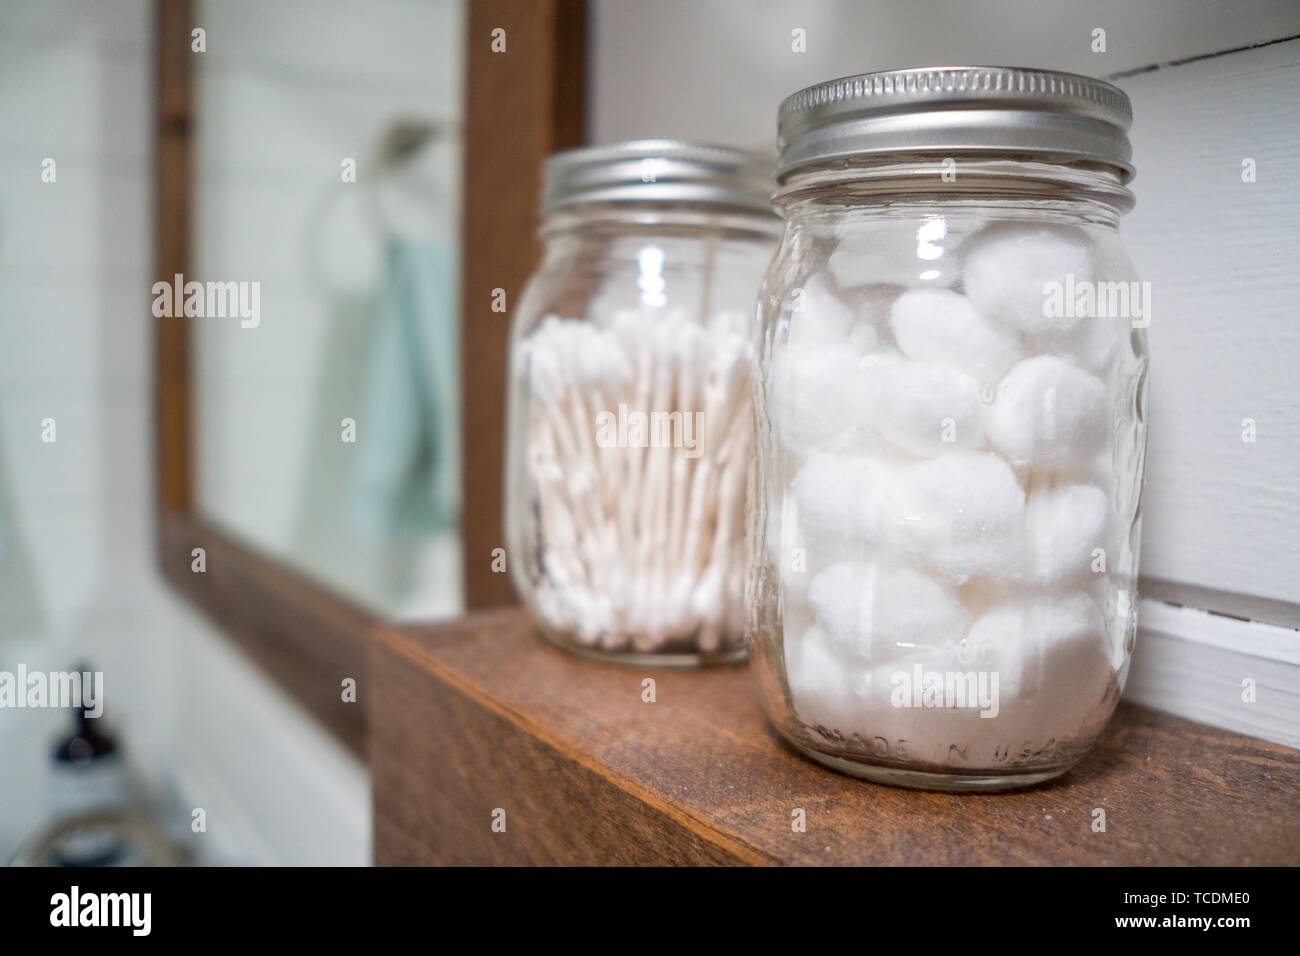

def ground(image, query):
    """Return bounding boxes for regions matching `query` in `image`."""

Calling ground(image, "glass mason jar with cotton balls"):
[748,68,1149,789]
[505,140,779,664]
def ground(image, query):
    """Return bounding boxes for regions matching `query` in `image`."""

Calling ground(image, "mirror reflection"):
[192,0,465,618]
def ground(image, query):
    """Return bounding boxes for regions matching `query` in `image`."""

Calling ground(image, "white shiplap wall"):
[589,0,1300,150]
[1118,40,1300,617]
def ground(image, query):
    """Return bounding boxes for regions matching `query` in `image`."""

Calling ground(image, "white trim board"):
[1126,598,1300,749]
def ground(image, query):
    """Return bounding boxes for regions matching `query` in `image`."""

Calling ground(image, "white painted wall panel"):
[1117,40,1300,617]
[590,0,1300,149]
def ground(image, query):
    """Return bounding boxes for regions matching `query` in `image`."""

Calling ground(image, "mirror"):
[189,0,465,619]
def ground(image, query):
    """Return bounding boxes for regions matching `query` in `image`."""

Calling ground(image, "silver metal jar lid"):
[777,66,1134,183]
[541,139,777,217]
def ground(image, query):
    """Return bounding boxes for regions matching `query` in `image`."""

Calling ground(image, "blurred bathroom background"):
[1,0,1296,865]
[0,0,466,865]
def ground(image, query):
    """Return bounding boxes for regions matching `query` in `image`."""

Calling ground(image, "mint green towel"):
[350,237,460,537]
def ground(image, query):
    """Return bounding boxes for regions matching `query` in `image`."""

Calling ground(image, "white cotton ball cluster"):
[987,355,1108,471]
[1023,483,1110,585]
[962,222,1095,334]
[840,282,900,353]
[864,353,985,457]
[770,274,885,454]
[776,219,1125,755]
[890,287,1022,385]
[785,625,858,731]
[965,590,1113,740]
[790,450,890,563]
[785,587,1112,748]
[884,451,1026,580]
[1040,313,1129,371]
[809,562,970,662]
[770,346,865,454]
[788,275,859,350]
[785,623,924,739]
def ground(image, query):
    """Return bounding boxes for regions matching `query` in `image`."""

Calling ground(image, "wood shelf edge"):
[370,608,1300,866]
[371,615,777,865]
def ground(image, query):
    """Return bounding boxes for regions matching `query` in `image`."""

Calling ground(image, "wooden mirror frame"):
[153,0,586,757]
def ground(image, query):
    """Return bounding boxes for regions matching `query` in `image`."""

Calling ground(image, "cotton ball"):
[769,344,863,454]
[854,351,896,434]
[772,490,885,609]
[785,625,860,732]
[790,451,892,565]
[787,629,937,742]
[890,287,1022,384]
[987,355,1108,471]
[882,451,1026,580]
[787,275,879,355]
[844,643,990,748]
[849,322,878,355]
[868,355,985,457]
[808,562,971,663]
[1024,483,1111,585]
[1039,312,1129,372]
[962,222,1095,334]
[964,591,1112,726]
[788,275,855,350]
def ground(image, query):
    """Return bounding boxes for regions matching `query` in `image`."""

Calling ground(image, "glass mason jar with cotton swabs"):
[505,141,778,664]
[749,68,1150,789]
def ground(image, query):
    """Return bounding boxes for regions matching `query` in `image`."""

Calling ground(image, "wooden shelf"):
[370,608,1300,865]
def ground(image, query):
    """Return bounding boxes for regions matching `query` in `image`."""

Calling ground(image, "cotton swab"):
[521,305,752,655]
